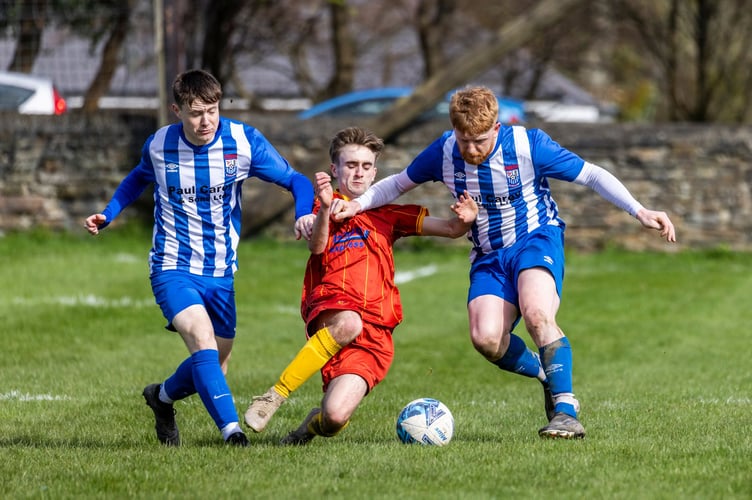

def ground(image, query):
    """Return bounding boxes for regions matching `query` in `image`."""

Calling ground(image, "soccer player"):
[332,86,676,439]
[244,126,478,444]
[84,69,314,447]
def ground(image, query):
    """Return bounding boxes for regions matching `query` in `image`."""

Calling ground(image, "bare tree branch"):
[368,0,588,140]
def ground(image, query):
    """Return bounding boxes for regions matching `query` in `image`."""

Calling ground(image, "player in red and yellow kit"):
[244,126,477,444]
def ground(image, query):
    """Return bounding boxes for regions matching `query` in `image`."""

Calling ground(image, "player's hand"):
[451,190,478,224]
[332,199,361,221]
[84,214,107,235]
[636,208,676,242]
[314,172,334,209]
[294,213,316,240]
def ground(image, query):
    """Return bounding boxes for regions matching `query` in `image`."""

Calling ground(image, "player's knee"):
[330,312,363,345]
[470,334,500,359]
[325,407,351,428]
[470,324,507,357]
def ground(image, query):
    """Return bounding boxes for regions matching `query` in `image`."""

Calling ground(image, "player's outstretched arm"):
[635,208,677,242]
[573,162,676,243]
[333,170,416,221]
[422,191,478,238]
[84,214,107,235]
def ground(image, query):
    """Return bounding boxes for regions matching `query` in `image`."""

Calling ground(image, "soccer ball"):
[396,397,454,446]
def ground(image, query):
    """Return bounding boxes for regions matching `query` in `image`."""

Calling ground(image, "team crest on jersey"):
[166,163,179,172]
[224,154,238,176]
[505,164,521,188]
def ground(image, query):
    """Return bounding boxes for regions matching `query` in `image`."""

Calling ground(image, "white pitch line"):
[113,253,140,263]
[274,305,300,316]
[10,295,153,308]
[3,266,440,311]
[271,265,439,315]
[697,397,751,405]
[395,264,438,284]
[0,390,70,401]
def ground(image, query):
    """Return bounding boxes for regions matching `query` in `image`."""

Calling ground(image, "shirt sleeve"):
[288,172,315,219]
[385,204,429,238]
[529,128,586,181]
[354,170,417,211]
[404,133,451,184]
[573,161,645,217]
[354,132,450,211]
[100,138,156,227]
[246,127,314,219]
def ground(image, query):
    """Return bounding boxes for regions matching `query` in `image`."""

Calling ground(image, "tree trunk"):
[322,0,355,99]
[416,0,455,79]
[7,0,47,73]
[368,0,588,141]
[202,0,247,86]
[81,1,133,114]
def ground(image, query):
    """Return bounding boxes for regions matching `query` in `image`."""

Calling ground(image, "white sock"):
[221,422,242,441]
[158,385,174,404]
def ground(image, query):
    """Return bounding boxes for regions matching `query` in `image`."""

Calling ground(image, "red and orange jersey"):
[302,192,427,329]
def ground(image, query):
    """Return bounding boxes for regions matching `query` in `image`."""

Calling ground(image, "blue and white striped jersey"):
[101,117,313,277]
[405,126,585,258]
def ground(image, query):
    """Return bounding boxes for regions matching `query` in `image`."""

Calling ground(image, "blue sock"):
[163,357,196,401]
[493,333,545,381]
[539,337,577,418]
[191,349,239,430]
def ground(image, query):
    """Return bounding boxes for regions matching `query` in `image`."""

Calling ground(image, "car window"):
[0,83,34,110]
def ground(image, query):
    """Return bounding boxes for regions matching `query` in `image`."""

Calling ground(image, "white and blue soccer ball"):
[396,397,454,446]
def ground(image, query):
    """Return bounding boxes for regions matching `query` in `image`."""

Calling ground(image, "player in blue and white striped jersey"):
[333,86,675,439]
[85,69,314,447]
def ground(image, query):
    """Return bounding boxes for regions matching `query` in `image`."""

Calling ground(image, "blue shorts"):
[150,271,237,339]
[468,225,565,306]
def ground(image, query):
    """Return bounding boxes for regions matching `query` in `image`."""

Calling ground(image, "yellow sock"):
[273,326,342,398]
[307,411,348,437]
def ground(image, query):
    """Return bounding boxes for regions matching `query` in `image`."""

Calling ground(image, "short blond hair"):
[329,126,385,164]
[449,86,498,135]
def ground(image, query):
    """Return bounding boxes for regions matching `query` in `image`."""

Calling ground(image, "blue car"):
[298,86,525,124]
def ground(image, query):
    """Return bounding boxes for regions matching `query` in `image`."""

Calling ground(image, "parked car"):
[298,86,525,124]
[524,100,604,123]
[0,71,67,115]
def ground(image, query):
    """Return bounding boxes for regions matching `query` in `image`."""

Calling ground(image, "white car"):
[523,100,604,123]
[0,71,67,114]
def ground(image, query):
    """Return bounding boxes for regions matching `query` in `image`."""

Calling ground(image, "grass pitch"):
[0,227,750,499]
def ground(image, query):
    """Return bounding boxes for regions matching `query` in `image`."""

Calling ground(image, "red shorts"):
[319,321,394,393]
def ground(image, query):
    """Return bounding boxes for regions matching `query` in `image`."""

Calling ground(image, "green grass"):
[0,227,750,499]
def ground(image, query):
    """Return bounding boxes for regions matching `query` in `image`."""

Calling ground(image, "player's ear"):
[330,163,338,179]
[170,103,181,119]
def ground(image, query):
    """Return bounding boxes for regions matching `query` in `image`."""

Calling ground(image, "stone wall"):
[2,111,751,252]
